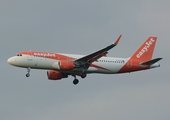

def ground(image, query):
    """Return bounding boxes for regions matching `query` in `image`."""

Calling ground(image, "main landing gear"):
[73,79,79,85]
[72,75,79,85]
[72,72,87,85]
[26,67,30,77]
[81,72,87,78]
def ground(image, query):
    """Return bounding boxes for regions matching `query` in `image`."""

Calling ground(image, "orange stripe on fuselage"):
[90,64,111,71]
[18,51,111,72]
[118,59,150,73]
[18,51,76,61]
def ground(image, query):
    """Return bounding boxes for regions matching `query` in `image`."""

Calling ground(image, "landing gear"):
[26,67,30,77]
[73,79,79,85]
[81,72,87,78]
[72,72,87,85]
[26,73,30,77]
[72,74,79,85]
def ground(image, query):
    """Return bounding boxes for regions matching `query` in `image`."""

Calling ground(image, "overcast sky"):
[1,0,170,120]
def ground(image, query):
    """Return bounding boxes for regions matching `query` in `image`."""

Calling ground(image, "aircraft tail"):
[130,36,157,61]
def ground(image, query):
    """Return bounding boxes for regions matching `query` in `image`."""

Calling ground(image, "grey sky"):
[1,0,169,120]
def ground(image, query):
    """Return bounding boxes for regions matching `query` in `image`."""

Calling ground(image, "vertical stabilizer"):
[130,37,157,61]
[118,36,158,73]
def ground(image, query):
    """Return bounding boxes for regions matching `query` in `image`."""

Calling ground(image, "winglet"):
[114,35,122,45]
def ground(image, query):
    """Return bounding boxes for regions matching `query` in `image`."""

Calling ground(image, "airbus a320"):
[7,35,162,85]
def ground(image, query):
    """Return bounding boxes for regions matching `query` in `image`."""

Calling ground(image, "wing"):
[74,35,122,68]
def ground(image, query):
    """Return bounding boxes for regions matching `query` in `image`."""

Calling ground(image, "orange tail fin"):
[130,36,157,61]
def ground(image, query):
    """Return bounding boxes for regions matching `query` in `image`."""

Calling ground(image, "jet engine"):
[47,70,68,80]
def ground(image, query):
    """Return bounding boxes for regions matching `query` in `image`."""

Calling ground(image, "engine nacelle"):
[52,61,75,70]
[47,70,68,80]
[60,61,74,70]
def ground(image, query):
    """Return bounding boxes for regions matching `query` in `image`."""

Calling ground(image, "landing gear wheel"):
[73,79,79,85]
[81,72,87,78]
[26,73,30,77]
[26,67,30,77]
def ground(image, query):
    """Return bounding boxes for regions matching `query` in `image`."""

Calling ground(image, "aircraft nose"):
[7,57,14,65]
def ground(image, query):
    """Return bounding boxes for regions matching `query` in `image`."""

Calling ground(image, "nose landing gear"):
[26,67,30,77]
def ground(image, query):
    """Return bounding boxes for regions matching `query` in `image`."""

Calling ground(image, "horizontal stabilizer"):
[141,58,163,66]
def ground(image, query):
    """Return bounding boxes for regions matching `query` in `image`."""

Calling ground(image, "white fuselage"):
[7,53,130,74]
[7,52,160,75]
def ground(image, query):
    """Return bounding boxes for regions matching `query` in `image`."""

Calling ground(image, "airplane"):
[7,35,162,85]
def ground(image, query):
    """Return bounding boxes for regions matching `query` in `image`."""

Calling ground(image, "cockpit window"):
[16,54,22,56]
